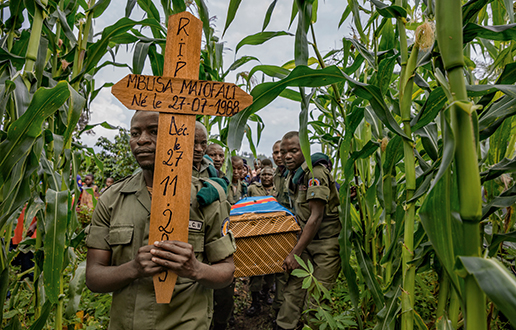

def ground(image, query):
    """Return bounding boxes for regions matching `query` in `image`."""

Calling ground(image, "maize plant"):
[1,0,266,327]
[226,0,516,329]
[3,0,516,328]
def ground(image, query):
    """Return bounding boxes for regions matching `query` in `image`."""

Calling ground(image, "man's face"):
[130,111,159,171]
[272,142,283,166]
[232,160,244,181]
[254,159,261,170]
[206,144,225,170]
[280,136,304,171]
[193,125,208,167]
[261,167,274,187]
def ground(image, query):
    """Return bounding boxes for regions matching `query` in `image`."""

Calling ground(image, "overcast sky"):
[81,1,351,156]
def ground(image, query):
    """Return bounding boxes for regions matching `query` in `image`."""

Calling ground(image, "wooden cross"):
[111,12,252,303]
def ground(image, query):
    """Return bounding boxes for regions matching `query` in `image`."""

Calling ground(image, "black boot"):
[246,292,262,316]
[212,323,227,330]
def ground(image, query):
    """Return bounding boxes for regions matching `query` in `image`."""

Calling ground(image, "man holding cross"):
[85,110,236,329]
[93,10,252,329]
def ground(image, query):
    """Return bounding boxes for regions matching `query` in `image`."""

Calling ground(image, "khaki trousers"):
[276,237,341,329]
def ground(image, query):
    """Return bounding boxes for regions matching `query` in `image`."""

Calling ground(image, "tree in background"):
[80,128,139,184]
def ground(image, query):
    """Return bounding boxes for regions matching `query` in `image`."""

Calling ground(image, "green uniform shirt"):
[273,166,291,210]
[192,157,212,178]
[248,182,276,197]
[287,162,341,239]
[227,180,247,205]
[86,171,236,330]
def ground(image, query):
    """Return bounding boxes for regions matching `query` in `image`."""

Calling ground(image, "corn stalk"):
[435,1,486,329]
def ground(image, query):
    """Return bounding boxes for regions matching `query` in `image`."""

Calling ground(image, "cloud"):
[85,1,345,156]
[79,88,130,148]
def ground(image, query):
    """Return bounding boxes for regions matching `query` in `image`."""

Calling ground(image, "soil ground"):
[228,278,277,330]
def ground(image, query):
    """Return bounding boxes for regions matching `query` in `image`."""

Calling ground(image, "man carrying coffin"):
[275,131,341,330]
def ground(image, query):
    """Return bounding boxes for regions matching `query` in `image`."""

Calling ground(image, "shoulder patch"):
[308,178,320,187]
[189,220,203,231]
[221,217,230,236]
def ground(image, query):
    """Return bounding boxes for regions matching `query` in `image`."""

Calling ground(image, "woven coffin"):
[230,210,300,278]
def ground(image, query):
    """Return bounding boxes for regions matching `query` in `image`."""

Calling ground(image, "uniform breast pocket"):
[107,226,134,245]
[107,225,135,265]
[296,191,307,205]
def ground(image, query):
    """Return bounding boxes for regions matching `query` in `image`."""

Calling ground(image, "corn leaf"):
[462,0,490,24]
[86,0,111,18]
[249,65,290,80]
[236,31,293,54]
[132,41,152,75]
[71,18,163,84]
[294,0,311,67]
[353,237,385,309]
[460,257,516,327]
[299,88,315,173]
[374,270,402,330]
[482,184,516,220]
[370,0,407,18]
[223,0,242,36]
[262,0,278,31]
[43,189,69,304]
[224,56,260,78]
[480,157,516,182]
[478,95,516,140]
[489,231,516,257]
[419,170,462,296]
[0,82,69,188]
[0,248,8,325]
[463,23,516,43]
[171,0,186,13]
[65,260,86,318]
[28,300,53,330]
[411,87,447,131]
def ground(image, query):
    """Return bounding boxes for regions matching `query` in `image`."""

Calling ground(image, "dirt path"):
[229,278,276,330]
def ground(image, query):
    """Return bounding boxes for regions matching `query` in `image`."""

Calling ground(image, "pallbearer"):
[275,131,341,330]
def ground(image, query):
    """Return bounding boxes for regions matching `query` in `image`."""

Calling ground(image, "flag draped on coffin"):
[230,196,295,218]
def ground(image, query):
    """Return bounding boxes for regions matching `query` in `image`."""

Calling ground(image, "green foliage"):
[292,255,357,330]
[81,128,139,183]
[226,1,516,329]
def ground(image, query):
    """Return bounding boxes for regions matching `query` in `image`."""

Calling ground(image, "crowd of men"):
[85,111,341,330]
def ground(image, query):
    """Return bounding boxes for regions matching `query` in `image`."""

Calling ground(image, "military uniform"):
[86,171,236,330]
[193,157,218,178]
[248,182,276,198]
[227,180,248,205]
[213,179,247,328]
[276,161,341,329]
[273,165,291,211]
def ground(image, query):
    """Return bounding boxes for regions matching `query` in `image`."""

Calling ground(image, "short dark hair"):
[261,159,273,168]
[206,143,223,152]
[282,131,299,141]
[85,174,94,179]
[231,155,242,163]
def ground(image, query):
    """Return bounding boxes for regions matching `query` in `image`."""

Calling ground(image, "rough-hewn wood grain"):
[111,11,252,303]
[149,11,202,304]
[112,74,253,116]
